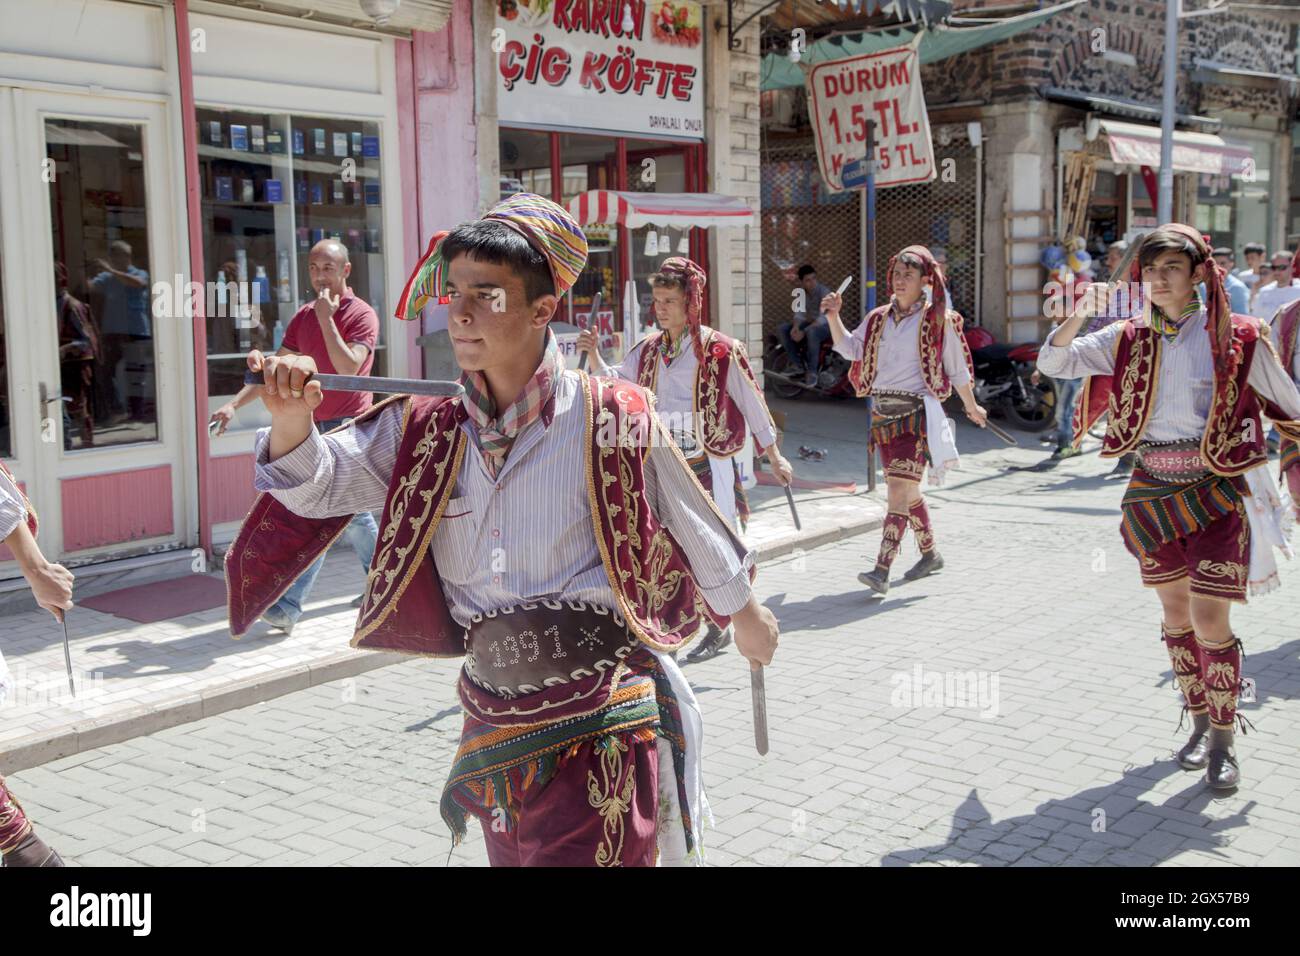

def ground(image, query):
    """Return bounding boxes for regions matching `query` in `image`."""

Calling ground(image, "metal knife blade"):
[750,663,769,756]
[244,370,464,398]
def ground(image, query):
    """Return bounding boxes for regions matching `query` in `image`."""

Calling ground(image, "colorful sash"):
[1120,470,1245,556]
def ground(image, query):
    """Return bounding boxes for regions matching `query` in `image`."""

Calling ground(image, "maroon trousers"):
[480,735,660,867]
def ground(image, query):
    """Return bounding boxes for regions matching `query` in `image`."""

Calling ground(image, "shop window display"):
[198,108,386,430]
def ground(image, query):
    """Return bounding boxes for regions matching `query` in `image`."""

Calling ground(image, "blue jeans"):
[1055,377,1082,448]
[270,417,380,623]
[778,320,832,371]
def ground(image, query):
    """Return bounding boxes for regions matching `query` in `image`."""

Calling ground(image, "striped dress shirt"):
[254,371,756,629]
[1037,307,1300,442]
[0,467,26,541]
[833,299,972,394]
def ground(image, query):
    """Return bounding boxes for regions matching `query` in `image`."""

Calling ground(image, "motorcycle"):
[961,323,1057,432]
[761,331,857,400]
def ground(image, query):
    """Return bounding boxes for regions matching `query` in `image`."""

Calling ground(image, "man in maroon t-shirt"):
[209,239,379,634]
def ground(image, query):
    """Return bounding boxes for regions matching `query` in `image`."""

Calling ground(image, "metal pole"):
[1157,0,1178,222]
[865,120,878,494]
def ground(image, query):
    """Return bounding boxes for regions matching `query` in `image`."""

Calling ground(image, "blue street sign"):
[842,157,869,190]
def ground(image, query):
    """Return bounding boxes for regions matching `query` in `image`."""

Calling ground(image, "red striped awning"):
[1099,120,1254,177]
[568,191,755,230]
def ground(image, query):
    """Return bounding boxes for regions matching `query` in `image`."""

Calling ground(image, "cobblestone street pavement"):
[8,410,1300,866]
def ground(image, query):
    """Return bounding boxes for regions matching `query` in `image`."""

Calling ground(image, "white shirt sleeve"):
[1249,336,1300,421]
[644,420,755,617]
[1037,321,1124,379]
[941,321,971,388]
[833,316,869,362]
[0,467,27,542]
[725,355,778,450]
[253,402,404,518]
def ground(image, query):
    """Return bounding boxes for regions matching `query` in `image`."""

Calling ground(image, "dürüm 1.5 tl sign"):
[808,42,935,192]
[496,0,705,139]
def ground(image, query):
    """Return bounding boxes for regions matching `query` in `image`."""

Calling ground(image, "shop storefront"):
[492,0,709,351]
[0,0,450,578]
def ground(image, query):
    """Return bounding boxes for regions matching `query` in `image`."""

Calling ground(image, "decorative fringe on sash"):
[870,409,924,446]
[1120,471,1243,556]
[440,657,696,855]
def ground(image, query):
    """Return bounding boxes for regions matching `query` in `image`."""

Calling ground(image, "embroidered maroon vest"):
[1277,300,1300,378]
[847,306,971,401]
[1073,315,1300,475]
[226,375,749,654]
[0,461,37,538]
[634,327,766,456]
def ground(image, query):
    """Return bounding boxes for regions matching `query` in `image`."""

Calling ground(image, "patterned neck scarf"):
[659,329,690,366]
[459,330,563,479]
[890,296,925,325]
[1149,295,1202,343]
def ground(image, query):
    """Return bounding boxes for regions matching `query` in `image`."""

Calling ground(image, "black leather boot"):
[1176,731,1210,771]
[1205,749,1241,791]
[903,551,944,581]
[858,568,890,595]
[2,832,64,867]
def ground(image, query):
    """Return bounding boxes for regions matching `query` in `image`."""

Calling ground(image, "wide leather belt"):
[871,390,924,422]
[1137,440,1211,483]
[463,601,640,699]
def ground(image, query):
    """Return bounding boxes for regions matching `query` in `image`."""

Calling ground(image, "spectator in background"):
[221,240,380,635]
[1238,242,1266,288]
[778,264,832,386]
[1212,248,1250,314]
[88,240,150,419]
[1251,249,1300,320]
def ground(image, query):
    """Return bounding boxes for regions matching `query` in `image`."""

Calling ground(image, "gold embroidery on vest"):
[1107,329,1160,453]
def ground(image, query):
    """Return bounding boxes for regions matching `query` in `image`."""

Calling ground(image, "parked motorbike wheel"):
[762,345,807,400]
[1000,364,1057,432]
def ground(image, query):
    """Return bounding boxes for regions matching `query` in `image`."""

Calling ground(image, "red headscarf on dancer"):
[887,244,950,330]
[655,256,708,365]
[1132,223,1234,376]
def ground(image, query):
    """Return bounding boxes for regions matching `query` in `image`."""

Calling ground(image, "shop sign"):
[496,0,705,139]
[807,43,935,192]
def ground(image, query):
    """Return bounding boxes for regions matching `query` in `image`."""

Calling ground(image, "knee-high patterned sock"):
[1162,624,1208,719]
[1199,635,1242,733]
[875,511,910,572]
[907,498,935,554]
[0,775,34,855]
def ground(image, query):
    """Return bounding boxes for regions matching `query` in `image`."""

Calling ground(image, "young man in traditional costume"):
[226,195,779,866]
[820,245,986,596]
[0,462,72,867]
[1039,224,1300,791]
[1269,249,1300,520]
[577,256,793,662]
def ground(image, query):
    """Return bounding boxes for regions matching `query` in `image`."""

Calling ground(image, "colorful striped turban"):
[394,192,588,322]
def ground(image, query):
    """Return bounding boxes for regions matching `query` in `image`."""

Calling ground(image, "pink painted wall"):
[61,466,174,552]
[404,0,481,370]
[209,453,258,525]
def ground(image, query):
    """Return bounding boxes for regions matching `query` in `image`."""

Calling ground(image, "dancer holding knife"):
[578,256,794,662]
[228,195,777,865]
[822,245,987,596]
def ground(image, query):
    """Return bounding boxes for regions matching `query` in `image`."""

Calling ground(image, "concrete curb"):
[2,516,883,773]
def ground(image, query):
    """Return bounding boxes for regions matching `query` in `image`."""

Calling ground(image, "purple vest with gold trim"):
[226,375,750,654]
[1073,315,1300,475]
[634,327,766,456]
